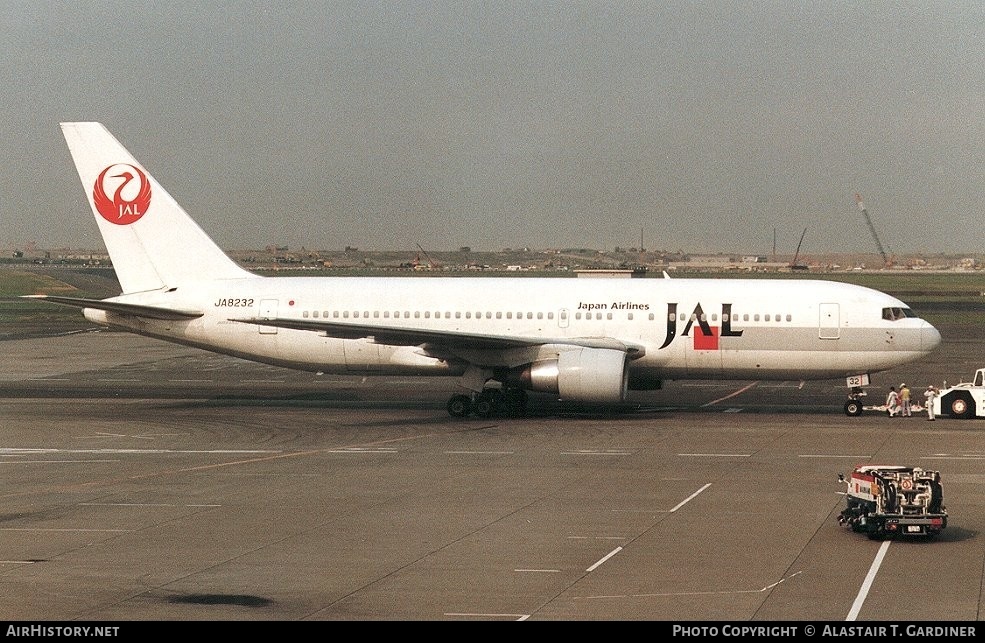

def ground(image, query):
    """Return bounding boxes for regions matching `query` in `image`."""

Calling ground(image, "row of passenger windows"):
[299,309,796,323]
[302,309,555,320]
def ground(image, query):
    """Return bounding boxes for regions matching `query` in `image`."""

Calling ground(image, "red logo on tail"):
[93,164,152,225]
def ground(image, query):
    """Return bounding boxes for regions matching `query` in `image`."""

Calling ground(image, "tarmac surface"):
[0,326,982,622]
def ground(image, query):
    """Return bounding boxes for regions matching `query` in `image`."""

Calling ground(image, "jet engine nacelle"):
[520,347,629,403]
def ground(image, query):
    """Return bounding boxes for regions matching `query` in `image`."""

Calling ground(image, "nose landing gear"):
[844,386,866,417]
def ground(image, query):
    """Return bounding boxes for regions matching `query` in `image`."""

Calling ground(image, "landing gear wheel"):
[949,395,972,419]
[473,397,494,418]
[844,399,863,417]
[473,389,502,418]
[447,394,472,418]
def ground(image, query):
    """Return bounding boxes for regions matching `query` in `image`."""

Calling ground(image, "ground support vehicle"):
[933,368,985,419]
[837,465,946,539]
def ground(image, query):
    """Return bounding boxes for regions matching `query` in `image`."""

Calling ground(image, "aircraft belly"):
[684,349,722,377]
[343,338,381,372]
[683,326,923,379]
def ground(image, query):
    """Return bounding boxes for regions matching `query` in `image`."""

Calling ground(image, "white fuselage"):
[87,275,940,383]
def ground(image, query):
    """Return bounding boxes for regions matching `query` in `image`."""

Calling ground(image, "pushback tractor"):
[933,368,985,419]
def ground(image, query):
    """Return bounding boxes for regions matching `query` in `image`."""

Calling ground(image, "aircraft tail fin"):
[60,122,252,294]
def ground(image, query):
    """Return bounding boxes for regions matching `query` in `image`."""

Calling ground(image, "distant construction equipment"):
[854,193,892,267]
[415,243,441,270]
[789,227,809,270]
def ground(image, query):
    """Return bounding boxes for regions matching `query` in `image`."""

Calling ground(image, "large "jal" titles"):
[659,303,743,350]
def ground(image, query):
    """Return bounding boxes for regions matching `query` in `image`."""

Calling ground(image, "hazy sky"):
[3,2,984,255]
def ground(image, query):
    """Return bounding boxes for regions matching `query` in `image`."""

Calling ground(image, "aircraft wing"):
[23,295,204,320]
[229,316,645,357]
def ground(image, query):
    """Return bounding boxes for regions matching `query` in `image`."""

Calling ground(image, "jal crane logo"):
[92,164,152,225]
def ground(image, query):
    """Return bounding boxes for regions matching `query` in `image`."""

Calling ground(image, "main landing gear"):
[446,387,529,418]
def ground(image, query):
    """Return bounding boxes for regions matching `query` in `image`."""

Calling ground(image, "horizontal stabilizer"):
[23,295,203,320]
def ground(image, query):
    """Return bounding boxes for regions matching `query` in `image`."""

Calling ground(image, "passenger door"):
[819,303,839,339]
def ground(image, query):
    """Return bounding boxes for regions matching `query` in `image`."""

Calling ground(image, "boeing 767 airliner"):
[28,122,941,418]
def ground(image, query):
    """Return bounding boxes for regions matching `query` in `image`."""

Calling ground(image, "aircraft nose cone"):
[923,322,942,352]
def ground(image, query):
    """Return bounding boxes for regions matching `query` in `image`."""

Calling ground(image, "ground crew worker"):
[924,385,938,421]
[900,383,911,417]
[886,386,899,417]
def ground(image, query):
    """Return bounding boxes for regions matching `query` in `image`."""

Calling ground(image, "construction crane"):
[789,227,809,270]
[854,193,891,267]
[415,243,440,270]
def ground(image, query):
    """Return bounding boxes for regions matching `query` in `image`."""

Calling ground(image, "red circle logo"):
[92,164,152,225]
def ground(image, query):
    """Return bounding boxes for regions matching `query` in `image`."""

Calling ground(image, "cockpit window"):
[882,307,917,321]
